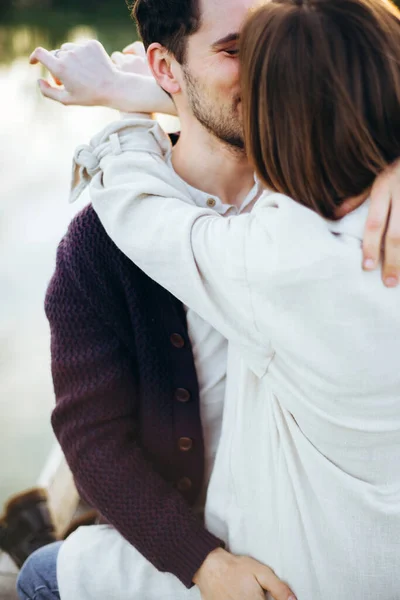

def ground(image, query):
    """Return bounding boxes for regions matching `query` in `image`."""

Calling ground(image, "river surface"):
[0,14,147,508]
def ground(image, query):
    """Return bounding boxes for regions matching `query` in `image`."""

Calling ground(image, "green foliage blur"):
[0,0,139,64]
[1,0,132,20]
[1,0,400,64]
[3,0,400,20]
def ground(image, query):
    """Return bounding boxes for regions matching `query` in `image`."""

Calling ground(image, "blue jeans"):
[16,541,62,600]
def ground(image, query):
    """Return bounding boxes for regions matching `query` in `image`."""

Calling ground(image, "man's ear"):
[147,43,181,96]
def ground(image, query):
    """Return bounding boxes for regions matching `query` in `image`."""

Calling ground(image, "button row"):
[170,332,193,493]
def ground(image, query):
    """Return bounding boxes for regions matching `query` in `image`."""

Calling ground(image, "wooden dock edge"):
[37,444,79,537]
[0,445,78,599]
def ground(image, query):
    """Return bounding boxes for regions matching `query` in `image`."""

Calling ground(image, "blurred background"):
[0,0,139,508]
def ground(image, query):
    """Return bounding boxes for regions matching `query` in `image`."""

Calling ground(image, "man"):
[17,0,400,598]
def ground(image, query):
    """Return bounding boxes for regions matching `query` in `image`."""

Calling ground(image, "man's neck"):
[171,123,255,208]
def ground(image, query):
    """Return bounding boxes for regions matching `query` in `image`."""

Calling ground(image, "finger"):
[60,42,79,51]
[29,47,42,64]
[112,52,150,75]
[29,47,60,72]
[335,191,368,220]
[111,51,125,64]
[112,51,134,68]
[123,41,146,57]
[122,43,136,54]
[362,179,391,271]
[52,75,63,86]
[382,192,400,287]
[37,79,70,105]
[254,564,296,600]
[48,52,64,85]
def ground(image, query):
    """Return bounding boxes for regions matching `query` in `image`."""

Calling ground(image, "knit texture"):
[45,205,222,587]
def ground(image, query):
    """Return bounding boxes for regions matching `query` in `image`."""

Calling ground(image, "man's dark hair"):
[131,0,202,64]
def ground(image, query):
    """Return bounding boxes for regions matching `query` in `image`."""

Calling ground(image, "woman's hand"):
[338,160,400,287]
[362,160,400,287]
[29,40,177,115]
[110,41,151,76]
[29,40,119,107]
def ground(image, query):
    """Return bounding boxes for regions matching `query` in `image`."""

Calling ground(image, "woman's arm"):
[79,120,400,375]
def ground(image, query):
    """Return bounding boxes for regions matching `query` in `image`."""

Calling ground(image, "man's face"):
[179,0,256,149]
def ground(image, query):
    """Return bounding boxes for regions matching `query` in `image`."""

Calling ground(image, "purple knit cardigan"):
[45,205,222,587]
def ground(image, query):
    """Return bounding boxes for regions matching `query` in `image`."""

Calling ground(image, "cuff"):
[168,527,224,589]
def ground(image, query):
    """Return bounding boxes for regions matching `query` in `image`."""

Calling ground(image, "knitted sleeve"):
[44,214,222,587]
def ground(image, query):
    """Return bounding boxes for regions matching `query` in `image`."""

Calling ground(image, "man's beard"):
[183,67,244,150]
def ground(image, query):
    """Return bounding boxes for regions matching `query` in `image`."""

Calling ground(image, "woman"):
[45,0,400,598]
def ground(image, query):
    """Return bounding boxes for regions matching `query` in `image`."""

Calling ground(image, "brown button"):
[175,388,191,403]
[177,477,192,492]
[206,197,216,208]
[179,437,193,452]
[170,333,185,349]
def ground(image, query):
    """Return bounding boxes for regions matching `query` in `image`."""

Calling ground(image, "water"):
[0,10,141,508]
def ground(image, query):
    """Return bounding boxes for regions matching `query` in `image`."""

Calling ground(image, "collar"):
[166,155,262,216]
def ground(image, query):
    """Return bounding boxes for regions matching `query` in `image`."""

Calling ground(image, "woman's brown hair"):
[240,0,400,218]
